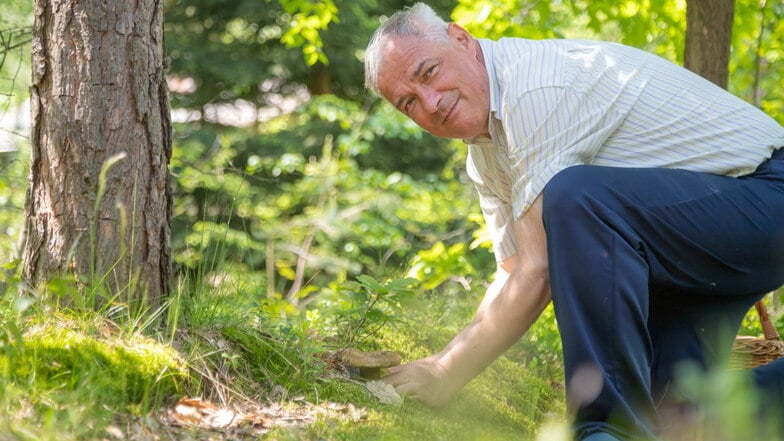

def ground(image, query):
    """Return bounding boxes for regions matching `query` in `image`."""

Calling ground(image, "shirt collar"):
[464,38,501,145]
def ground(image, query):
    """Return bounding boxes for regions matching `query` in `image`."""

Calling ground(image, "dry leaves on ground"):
[160,396,366,437]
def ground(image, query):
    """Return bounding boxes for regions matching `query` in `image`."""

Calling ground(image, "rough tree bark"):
[23,0,172,307]
[684,0,736,89]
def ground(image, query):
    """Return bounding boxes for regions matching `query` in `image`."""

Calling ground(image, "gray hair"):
[364,3,450,93]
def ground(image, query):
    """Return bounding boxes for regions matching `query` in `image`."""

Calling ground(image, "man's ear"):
[447,23,471,48]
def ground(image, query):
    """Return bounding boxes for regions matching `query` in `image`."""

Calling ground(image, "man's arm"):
[382,195,551,407]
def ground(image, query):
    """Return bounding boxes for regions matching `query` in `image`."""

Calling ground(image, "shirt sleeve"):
[466,146,518,262]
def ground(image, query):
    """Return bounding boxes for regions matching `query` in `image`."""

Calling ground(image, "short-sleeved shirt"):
[465,38,784,262]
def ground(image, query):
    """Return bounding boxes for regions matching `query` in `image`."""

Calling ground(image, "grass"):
[0,310,186,440]
[0,262,567,441]
[1,252,782,441]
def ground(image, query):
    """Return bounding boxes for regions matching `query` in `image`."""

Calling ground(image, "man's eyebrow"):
[411,60,427,80]
[394,58,436,110]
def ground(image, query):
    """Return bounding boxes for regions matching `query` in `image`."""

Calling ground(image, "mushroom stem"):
[359,367,381,379]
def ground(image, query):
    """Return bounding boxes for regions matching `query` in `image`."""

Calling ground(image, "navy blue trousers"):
[541,149,784,440]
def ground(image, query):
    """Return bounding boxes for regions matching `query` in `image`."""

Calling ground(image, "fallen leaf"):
[365,380,403,405]
[205,407,237,428]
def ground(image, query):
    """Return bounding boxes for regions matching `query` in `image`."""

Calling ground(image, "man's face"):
[376,24,490,139]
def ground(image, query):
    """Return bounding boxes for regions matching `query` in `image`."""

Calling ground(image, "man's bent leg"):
[648,288,759,438]
[648,288,758,399]
[542,162,784,440]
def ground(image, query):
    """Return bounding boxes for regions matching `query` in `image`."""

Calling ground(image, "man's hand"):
[381,355,456,408]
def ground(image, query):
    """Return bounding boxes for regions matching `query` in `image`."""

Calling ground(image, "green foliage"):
[0,0,32,112]
[310,275,417,347]
[730,0,784,123]
[0,0,33,28]
[279,0,339,65]
[672,364,784,440]
[169,93,481,311]
[453,0,685,59]
[0,0,32,211]
[164,0,298,109]
[173,272,327,397]
[516,303,563,370]
[407,241,475,290]
[0,146,24,258]
[0,269,30,379]
[454,0,579,40]
[19,322,186,403]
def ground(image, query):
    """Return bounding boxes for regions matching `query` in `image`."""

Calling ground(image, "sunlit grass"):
[3,258,784,441]
[0,253,568,441]
[0,300,186,440]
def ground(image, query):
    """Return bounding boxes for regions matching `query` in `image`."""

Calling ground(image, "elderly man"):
[364,3,784,440]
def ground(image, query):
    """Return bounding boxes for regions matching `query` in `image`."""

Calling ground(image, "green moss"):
[0,312,189,440]
[14,321,187,406]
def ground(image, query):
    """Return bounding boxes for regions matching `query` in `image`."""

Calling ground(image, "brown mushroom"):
[338,348,401,379]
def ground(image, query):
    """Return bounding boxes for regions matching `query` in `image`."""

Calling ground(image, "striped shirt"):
[466,38,784,261]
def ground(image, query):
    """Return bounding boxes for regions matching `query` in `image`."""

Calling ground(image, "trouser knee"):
[542,165,611,225]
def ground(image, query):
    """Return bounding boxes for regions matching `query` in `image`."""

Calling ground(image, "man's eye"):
[404,98,415,112]
[424,65,436,80]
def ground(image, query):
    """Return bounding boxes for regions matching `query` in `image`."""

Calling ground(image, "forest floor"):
[119,357,567,441]
[0,296,566,441]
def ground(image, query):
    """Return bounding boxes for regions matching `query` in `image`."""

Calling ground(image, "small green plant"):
[311,275,417,348]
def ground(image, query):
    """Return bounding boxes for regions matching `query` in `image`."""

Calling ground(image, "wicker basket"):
[728,300,784,369]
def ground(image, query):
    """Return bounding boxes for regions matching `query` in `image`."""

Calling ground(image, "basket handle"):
[755,300,781,341]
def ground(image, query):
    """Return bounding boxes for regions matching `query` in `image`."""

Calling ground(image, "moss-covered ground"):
[0,294,567,441]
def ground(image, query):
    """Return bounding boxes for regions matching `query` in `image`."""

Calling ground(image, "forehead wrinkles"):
[379,37,429,103]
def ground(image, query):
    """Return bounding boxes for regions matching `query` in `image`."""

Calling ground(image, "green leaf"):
[356,274,383,291]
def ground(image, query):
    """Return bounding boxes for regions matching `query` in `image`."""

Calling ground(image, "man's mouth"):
[443,97,458,123]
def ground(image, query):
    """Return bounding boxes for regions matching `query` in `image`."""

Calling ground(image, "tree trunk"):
[308,62,332,95]
[24,0,172,308]
[684,0,735,89]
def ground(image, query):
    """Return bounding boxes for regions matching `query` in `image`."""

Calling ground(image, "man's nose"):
[420,87,442,114]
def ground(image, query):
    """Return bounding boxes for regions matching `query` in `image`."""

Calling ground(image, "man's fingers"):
[379,359,444,405]
[381,369,419,396]
[381,370,408,388]
[385,364,405,375]
[382,362,421,383]
[393,381,419,398]
[380,370,414,389]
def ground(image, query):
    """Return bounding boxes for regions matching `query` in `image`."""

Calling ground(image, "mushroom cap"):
[338,348,401,368]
